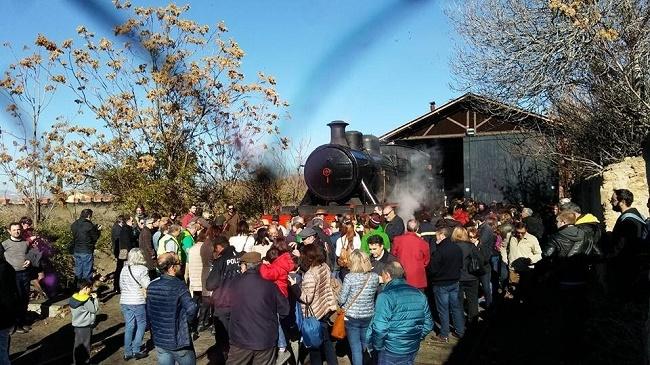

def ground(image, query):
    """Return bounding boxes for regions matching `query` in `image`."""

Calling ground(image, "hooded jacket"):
[575,214,604,257]
[544,225,586,258]
[205,245,242,310]
[260,252,294,297]
[360,226,391,254]
[69,292,99,327]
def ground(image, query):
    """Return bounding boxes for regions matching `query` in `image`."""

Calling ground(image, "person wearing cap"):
[227,251,290,365]
[147,252,198,364]
[223,204,240,239]
[360,213,390,254]
[0,243,20,364]
[138,217,157,278]
[309,217,336,268]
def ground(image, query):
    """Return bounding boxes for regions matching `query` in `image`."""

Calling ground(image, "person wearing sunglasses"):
[504,222,542,302]
[382,205,405,243]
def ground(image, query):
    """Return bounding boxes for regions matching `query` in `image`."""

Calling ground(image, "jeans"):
[479,272,492,307]
[433,283,465,338]
[345,317,371,365]
[15,270,31,327]
[377,350,416,365]
[156,347,196,365]
[0,327,10,365]
[74,253,94,282]
[277,321,287,349]
[309,320,338,365]
[121,304,146,356]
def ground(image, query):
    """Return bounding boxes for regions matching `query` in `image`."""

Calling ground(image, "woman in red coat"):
[259,238,296,363]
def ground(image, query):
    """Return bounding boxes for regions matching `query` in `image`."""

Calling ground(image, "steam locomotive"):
[300,121,435,210]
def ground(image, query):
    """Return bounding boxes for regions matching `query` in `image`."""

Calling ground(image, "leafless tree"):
[448,0,650,181]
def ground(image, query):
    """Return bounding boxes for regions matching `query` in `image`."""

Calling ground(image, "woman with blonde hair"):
[119,248,150,360]
[451,226,481,324]
[338,250,380,365]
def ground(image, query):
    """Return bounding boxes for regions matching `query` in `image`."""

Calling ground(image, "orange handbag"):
[331,274,371,339]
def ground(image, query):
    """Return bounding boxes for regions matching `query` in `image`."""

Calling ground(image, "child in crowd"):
[69,280,99,365]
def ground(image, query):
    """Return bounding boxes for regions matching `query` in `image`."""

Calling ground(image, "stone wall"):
[601,156,649,231]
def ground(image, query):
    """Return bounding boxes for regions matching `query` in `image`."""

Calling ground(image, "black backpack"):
[468,250,486,276]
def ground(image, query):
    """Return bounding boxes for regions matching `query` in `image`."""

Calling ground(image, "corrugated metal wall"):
[463,133,557,204]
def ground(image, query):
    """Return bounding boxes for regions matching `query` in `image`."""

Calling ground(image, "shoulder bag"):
[331,273,371,340]
[299,271,324,348]
[128,265,147,298]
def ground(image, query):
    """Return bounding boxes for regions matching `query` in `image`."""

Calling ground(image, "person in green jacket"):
[360,213,391,254]
[366,261,433,364]
[179,221,198,264]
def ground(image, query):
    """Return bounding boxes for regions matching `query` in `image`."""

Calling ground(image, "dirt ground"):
[8,289,454,365]
[8,252,455,365]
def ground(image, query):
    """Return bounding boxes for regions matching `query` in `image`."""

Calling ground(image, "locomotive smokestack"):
[429,101,436,112]
[328,120,349,146]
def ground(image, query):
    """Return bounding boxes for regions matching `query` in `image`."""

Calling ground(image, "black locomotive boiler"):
[301,120,434,207]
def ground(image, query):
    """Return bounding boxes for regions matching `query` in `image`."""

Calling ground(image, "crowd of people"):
[1,187,649,365]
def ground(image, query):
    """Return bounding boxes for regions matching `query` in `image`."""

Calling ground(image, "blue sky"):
[0,0,458,152]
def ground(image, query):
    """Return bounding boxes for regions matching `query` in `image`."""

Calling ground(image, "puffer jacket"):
[338,272,380,319]
[146,274,198,351]
[366,278,433,354]
[205,245,242,310]
[300,263,337,320]
[69,292,99,327]
[544,225,586,258]
[260,252,294,297]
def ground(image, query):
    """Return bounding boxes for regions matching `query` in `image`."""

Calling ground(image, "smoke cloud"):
[389,144,443,221]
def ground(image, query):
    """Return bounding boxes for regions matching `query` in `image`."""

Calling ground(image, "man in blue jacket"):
[147,252,198,365]
[367,261,433,365]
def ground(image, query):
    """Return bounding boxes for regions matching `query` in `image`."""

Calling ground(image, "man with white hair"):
[521,207,544,242]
